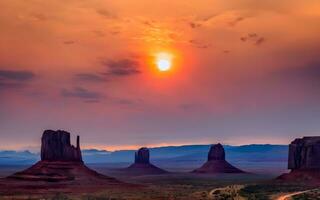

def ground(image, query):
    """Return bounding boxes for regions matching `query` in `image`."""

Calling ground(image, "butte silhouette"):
[123,147,167,175]
[0,130,131,195]
[193,143,245,173]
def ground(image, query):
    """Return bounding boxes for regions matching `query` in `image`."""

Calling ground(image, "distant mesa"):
[278,137,320,183]
[193,143,245,173]
[123,147,167,175]
[7,130,120,185]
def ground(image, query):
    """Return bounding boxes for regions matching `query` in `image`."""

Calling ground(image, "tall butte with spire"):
[193,143,245,173]
[4,130,126,192]
[40,130,82,162]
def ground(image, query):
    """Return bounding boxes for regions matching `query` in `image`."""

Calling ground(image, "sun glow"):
[156,52,172,72]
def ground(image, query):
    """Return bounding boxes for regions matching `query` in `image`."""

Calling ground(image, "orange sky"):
[0,0,320,151]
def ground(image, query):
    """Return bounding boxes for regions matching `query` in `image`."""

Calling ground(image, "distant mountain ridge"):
[0,144,288,166]
[0,150,39,165]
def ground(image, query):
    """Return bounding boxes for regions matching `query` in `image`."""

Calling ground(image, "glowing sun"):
[156,52,172,72]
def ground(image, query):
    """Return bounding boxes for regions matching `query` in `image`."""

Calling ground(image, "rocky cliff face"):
[288,137,320,170]
[134,147,150,164]
[208,143,225,161]
[41,130,82,162]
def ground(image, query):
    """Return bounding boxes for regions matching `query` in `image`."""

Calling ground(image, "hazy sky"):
[1,0,320,150]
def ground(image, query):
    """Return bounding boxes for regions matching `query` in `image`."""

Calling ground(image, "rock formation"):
[193,143,244,173]
[134,147,150,164]
[278,137,320,183]
[41,130,82,162]
[124,147,167,175]
[6,130,122,186]
[208,143,226,161]
[288,137,320,170]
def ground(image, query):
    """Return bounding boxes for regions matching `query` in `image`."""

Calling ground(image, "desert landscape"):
[1,0,320,199]
[0,130,319,199]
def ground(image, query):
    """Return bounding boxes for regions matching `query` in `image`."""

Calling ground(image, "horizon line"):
[0,142,289,153]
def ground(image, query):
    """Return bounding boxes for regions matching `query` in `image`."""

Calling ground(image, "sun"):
[156,52,172,72]
[157,59,171,71]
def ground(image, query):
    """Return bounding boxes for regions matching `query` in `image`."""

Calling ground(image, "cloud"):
[142,20,157,28]
[255,37,266,46]
[189,22,202,29]
[0,70,35,81]
[187,14,218,29]
[102,58,141,77]
[0,69,35,91]
[228,17,245,27]
[189,40,211,49]
[240,33,266,46]
[61,87,102,101]
[74,58,140,83]
[75,73,107,82]
[240,37,247,42]
[96,9,117,19]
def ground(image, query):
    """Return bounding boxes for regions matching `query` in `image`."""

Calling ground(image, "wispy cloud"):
[61,87,102,101]
[0,70,35,81]
[189,39,211,49]
[102,58,141,77]
[96,9,117,19]
[240,33,266,46]
[187,14,217,29]
[189,22,202,29]
[75,73,107,82]
[0,69,35,91]
[228,17,245,27]
[255,37,266,46]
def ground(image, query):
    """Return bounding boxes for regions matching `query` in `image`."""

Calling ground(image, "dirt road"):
[276,190,310,200]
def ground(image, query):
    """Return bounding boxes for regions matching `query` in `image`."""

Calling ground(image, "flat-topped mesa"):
[193,143,244,173]
[134,147,150,164]
[41,130,82,162]
[288,136,320,170]
[277,137,320,183]
[208,143,225,161]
